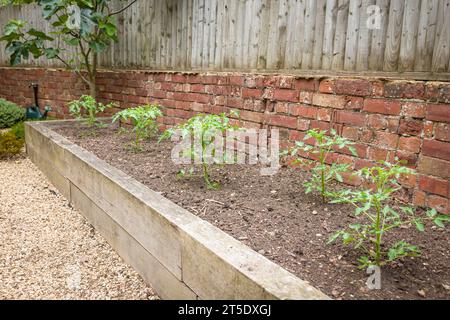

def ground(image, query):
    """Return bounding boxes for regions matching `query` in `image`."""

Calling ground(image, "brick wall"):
[0,67,448,213]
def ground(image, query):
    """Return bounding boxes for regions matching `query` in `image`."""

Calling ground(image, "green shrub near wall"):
[0,98,25,129]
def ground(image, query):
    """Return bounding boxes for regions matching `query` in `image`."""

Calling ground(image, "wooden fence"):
[0,0,449,78]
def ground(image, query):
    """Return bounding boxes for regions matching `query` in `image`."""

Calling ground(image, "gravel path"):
[0,157,158,300]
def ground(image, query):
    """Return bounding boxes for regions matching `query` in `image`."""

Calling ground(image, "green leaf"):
[414,220,425,232]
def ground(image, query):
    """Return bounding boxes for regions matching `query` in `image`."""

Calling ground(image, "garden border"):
[25,120,329,300]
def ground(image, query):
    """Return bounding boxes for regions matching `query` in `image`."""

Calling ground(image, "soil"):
[51,123,450,300]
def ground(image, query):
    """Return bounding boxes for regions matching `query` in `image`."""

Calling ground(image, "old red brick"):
[422,139,450,161]
[335,110,366,126]
[426,82,450,103]
[435,123,450,142]
[398,119,423,136]
[363,99,401,115]
[242,88,263,99]
[367,114,388,130]
[318,79,335,93]
[295,78,319,91]
[297,119,310,131]
[427,104,450,123]
[427,195,450,214]
[398,136,422,153]
[373,131,399,149]
[368,147,389,162]
[312,94,349,109]
[342,126,359,140]
[402,102,427,118]
[335,79,372,96]
[273,89,299,102]
[394,150,418,167]
[317,108,331,121]
[418,156,450,180]
[419,176,449,197]
[384,81,425,99]
[413,190,426,207]
[265,114,298,129]
[289,105,317,118]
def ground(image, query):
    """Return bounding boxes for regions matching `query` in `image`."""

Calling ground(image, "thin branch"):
[109,0,138,16]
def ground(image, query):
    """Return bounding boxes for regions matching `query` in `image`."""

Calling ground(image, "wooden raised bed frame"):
[25,120,329,300]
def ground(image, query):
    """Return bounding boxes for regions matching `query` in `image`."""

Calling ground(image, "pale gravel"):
[0,156,158,300]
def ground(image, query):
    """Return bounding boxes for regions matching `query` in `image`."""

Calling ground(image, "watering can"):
[26,83,51,120]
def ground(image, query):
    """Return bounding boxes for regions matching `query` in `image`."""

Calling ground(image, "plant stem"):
[320,149,326,203]
[374,199,382,266]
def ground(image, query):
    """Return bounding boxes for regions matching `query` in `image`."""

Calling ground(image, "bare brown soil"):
[52,123,450,300]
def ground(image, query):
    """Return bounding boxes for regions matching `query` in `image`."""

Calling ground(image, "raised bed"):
[25,120,329,300]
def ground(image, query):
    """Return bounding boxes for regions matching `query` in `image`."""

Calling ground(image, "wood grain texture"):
[0,0,448,77]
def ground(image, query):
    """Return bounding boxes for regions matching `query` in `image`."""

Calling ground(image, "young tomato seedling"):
[159,111,240,190]
[328,160,450,269]
[285,128,357,203]
[112,104,162,151]
[69,95,114,127]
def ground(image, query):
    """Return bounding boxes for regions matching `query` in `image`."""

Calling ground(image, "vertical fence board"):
[0,0,447,77]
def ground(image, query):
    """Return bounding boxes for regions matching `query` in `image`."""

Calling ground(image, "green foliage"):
[0,131,24,159]
[69,95,114,127]
[10,121,25,141]
[159,111,240,189]
[285,128,357,203]
[0,98,25,129]
[0,0,137,97]
[328,161,450,268]
[112,104,163,151]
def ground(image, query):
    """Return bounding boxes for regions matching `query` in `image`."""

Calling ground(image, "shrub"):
[159,111,240,189]
[328,161,450,268]
[0,131,24,159]
[284,128,357,203]
[0,98,25,129]
[10,121,25,142]
[112,104,163,151]
[69,95,115,127]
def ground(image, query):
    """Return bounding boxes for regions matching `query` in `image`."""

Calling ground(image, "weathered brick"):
[427,104,450,123]
[295,78,319,91]
[297,119,310,131]
[413,190,426,207]
[363,99,401,115]
[318,79,335,93]
[384,81,425,99]
[312,94,350,109]
[289,105,317,118]
[422,139,450,161]
[335,79,372,96]
[265,114,298,129]
[299,91,313,104]
[418,156,450,180]
[427,195,450,214]
[426,82,450,103]
[335,110,366,126]
[273,89,299,102]
[373,131,399,149]
[402,102,427,118]
[242,88,263,99]
[398,119,423,136]
[342,126,359,140]
[398,136,422,153]
[368,147,389,161]
[435,123,450,142]
[419,176,449,197]
[367,114,388,130]
[317,108,331,121]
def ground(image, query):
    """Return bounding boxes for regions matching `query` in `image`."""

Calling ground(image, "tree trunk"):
[89,78,97,100]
